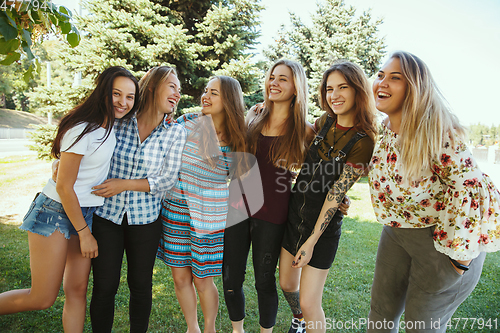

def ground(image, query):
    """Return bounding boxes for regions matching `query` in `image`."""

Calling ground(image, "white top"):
[369,123,500,260]
[43,123,116,207]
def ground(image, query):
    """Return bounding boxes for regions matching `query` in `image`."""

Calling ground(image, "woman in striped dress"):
[157,76,247,333]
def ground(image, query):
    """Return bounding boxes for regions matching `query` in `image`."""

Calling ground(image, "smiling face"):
[112,76,136,119]
[156,73,181,115]
[201,78,224,117]
[266,64,296,104]
[373,57,408,117]
[326,71,356,122]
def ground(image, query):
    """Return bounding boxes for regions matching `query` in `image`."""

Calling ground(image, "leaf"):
[48,13,58,26]
[60,22,71,34]
[0,12,18,40]
[0,52,21,65]
[35,58,41,75]
[21,41,35,60]
[27,9,35,23]
[58,6,72,18]
[23,64,35,83]
[22,29,32,47]
[66,32,80,47]
[29,9,41,24]
[0,37,20,54]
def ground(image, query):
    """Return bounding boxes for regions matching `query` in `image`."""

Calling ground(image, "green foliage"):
[213,54,261,94]
[0,43,44,110]
[0,0,81,83]
[263,0,386,116]
[27,123,57,160]
[23,40,79,117]
[28,80,90,118]
[468,123,500,147]
[53,0,264,111]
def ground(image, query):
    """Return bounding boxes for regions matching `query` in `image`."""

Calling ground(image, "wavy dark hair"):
[319,60,377,142]
[51,66,139,159]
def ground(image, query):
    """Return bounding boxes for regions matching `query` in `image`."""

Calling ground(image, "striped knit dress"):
[157,113,232,278]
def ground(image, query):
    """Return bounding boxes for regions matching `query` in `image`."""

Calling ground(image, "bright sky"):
[57,0,500,126]
[258,0,500,126]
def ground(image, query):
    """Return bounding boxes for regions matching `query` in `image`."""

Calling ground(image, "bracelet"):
[76,224,88,233]
[450,258,470,271]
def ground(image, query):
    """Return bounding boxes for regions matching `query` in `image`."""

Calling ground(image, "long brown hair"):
[216,76,247,154]
[193,76,248,175]
[51,66,138,159]
[246,59,309,170]
[319,60,377,142]
[138,66,177,118]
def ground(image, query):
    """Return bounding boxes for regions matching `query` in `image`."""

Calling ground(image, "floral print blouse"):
[369,123,500,260]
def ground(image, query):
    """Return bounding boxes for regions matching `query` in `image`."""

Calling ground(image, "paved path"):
[0,139,35,157]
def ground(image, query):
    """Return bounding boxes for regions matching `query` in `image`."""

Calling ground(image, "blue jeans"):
[19,192,95,239]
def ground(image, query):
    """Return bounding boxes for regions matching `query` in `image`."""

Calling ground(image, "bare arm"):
[91,178,150,198]
[292,164,364,268]
[245,103,264,126]
[56,152,98,258]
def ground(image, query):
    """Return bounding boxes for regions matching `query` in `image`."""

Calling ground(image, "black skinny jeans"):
[90,213,162,333]
[222,213,286,329]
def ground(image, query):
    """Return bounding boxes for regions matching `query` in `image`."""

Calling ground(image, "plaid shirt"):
[96,115,186,225]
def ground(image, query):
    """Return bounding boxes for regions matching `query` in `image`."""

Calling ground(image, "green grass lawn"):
[0,158,499,332]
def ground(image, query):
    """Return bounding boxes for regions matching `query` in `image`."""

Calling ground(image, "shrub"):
[28,123,57,160]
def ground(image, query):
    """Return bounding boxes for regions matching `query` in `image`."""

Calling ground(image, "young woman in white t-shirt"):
[0,66,139,333]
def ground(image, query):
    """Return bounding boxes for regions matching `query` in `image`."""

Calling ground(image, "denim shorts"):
[19,192,95,239]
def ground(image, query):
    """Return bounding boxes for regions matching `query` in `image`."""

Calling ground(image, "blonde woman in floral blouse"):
[368,51,500,333]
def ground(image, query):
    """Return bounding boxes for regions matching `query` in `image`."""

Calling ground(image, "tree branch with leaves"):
[0,0,81,82]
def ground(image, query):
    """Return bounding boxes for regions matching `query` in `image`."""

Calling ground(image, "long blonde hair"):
[394,51,466,181]
[247,59,309,170]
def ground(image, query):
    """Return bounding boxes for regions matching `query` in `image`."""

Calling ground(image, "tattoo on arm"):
[322,165,364,232]
[321,208,336,232]
[300,250,306,257]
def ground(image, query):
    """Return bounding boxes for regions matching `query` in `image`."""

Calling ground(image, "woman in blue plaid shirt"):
[89,66,187,333]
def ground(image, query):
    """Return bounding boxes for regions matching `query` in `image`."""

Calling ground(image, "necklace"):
[327,120,353,158]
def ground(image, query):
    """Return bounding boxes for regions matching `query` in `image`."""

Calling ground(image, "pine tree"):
[51,0,263,112]
[263,0,386,117]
